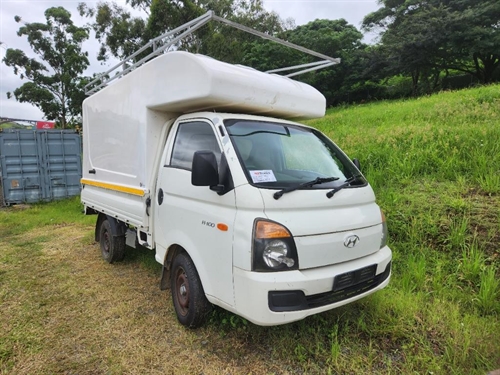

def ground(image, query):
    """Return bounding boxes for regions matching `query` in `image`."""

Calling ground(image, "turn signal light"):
[255,221,291,239]
[217,223,228,231]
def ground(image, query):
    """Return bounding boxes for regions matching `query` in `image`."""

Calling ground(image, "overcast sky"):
[0,0,380,121]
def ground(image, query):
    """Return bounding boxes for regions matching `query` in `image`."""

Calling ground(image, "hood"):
[258,184,383,269]
[259,185,381,236]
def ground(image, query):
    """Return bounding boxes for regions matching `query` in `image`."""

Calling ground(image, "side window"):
[170,121,221,170]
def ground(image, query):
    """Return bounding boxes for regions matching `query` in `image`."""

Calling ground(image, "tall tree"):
[242,19,365,105]
[78,0,284,64]
[447,2,500,83]
[366,4,452,95]
[363,0,500,86]
[2,7,90,128]
[77,2,147,62]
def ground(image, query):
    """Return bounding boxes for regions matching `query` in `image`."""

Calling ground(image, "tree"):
[446,2,500,83]
[2,7,90,128]
[242,19,366,105]
[363,0,500,87]
[77,2,147,62]
[365,4,452,95]
[78,0,285,64]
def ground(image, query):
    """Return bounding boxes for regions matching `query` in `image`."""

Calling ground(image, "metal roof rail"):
[85,11,340,95]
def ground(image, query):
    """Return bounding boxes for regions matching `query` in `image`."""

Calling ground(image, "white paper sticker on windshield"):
[250,170,277,183]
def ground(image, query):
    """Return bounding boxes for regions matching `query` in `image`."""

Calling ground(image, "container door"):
[0,129,82,205]
[39,131,82,201]
[154,119,237,307]
[0,130,43,204]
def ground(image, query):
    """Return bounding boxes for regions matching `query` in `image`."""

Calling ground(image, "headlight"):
[253,220,298,272]
[380,209,388,249]
[263,240,295,268]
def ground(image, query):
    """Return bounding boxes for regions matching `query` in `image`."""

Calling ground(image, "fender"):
[157,229,213,298]
[95,213,127,241]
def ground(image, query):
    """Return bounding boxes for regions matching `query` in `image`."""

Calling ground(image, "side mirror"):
[352,158,361,171]
[192,151,219,187]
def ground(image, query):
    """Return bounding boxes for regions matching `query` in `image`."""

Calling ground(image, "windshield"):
[225,119,366,189]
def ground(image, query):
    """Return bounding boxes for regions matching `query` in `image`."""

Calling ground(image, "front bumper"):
[233,245,392,326]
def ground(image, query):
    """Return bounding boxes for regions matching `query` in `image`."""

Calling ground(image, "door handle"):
[157,188,164,205]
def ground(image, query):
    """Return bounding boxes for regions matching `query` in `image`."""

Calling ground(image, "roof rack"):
[85,11,341,96]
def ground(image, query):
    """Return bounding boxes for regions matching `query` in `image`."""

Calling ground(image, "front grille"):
[333,264,377,291]
[268,262,391,312]
[306,262,390,309]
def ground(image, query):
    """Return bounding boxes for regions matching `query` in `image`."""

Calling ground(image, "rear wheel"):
[99,219,126,263]
[171,251,211,328]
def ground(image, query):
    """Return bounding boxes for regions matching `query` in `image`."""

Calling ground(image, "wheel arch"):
[95,213,127,242]
[159,240,211,297]
[160,244,182,290]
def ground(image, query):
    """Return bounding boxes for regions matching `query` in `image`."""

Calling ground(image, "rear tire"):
[171,251,211,328]
[99,219,126,263]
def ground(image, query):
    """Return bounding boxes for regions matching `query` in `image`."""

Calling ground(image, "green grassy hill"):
[305,84,500,372]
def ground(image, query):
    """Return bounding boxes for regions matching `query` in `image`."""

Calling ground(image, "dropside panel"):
[81,185,150,229]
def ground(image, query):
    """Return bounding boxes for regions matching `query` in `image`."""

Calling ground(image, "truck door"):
[154,119,237,307]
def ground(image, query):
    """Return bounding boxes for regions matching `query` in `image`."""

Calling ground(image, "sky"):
[0,0,381,121]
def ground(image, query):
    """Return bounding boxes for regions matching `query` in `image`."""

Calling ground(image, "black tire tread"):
[99,219,126,263]
[170,251,211,328]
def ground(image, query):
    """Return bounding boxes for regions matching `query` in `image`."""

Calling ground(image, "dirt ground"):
[2,220,499,375]
[0,224,301,375]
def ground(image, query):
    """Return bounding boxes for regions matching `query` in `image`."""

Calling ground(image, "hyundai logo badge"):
[344,235,360,248]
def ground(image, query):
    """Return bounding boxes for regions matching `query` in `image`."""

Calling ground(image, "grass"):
[1,85,499,374]
[0,122,30,130]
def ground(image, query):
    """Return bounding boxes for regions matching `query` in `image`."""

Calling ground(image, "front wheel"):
[170,251,211,328]
[99,219,126,263]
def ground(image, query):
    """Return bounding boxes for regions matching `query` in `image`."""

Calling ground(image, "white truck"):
[81,51,392,327]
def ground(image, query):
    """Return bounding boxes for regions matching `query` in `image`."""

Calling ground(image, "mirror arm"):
[352,158,361,171]
[210,184,226,195]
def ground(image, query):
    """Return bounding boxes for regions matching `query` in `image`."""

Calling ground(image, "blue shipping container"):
[0,129,82,205]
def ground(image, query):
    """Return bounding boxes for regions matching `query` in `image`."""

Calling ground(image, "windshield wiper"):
[274,177,339,200]
[326,176,361,198]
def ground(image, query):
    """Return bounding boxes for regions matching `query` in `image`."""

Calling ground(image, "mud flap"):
[160,245,181,290]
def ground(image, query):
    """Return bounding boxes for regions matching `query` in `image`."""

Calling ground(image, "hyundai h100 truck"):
[81,51,391,327]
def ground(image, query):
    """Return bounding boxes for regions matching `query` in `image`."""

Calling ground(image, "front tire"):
[99,219,126,263]
[171,251,211,328]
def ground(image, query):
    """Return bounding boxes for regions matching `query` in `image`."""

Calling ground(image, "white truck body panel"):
[82,51,326,229]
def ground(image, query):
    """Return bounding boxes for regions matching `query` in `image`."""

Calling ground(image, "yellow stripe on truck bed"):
[81,179,146,197]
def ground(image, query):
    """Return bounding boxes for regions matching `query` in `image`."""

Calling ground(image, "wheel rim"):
[175,267,190,316]
[102,230,110,255]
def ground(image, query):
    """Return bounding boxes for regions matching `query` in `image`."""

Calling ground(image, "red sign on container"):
[36,121,55,129]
